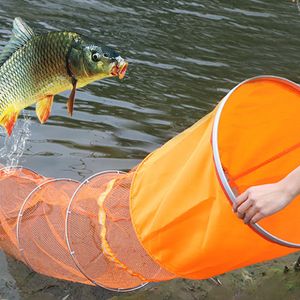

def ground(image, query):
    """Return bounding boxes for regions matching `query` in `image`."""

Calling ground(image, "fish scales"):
[0,32,77,113]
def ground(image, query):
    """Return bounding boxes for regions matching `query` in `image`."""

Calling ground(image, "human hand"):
[232,182,295,224]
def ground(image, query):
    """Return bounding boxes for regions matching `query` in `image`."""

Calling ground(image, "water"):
[0,116,31,168]
[0,0,300,298]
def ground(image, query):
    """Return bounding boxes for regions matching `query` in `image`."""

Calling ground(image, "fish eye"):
[91,51,101,62]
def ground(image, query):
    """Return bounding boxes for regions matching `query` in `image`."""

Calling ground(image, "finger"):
[236,199,253,217]
[237,210,245,219]
[233,190,249,211]
[250,212,264,224]
[243,206,258,224]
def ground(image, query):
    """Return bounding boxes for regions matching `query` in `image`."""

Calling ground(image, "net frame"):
[212,75,300,248]
[65,170,149,292]
[16,178,81,270]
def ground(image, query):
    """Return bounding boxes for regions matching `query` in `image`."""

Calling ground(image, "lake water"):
[0,0,300,299]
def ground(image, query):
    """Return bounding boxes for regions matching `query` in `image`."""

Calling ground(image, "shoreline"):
[2,251,300,300]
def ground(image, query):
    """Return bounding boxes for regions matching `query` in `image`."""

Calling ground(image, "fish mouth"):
[110,58,128,79]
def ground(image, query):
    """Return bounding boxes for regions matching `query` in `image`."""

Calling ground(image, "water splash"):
[0,115,31,169]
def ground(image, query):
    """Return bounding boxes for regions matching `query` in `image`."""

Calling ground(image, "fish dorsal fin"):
[0,17,35,66]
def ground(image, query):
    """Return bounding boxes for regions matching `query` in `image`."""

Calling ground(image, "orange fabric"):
[130,77,300,279]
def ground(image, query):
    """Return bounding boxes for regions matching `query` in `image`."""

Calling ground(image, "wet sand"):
[2,251,300,300]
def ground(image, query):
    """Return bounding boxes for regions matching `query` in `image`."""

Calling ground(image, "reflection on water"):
[0,0,300,298]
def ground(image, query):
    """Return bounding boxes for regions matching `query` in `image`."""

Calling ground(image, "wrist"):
[279,176,300,200]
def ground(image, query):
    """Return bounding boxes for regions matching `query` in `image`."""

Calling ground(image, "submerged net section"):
[0,167,176,291]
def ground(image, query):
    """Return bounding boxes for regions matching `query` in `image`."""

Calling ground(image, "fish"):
[0,17,128,136]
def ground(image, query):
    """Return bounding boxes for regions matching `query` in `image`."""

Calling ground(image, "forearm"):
[279,165,300,199]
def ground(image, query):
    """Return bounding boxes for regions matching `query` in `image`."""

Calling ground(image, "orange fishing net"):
[0,76,299,291]
[130,76,300,279]
[0,166,175,291]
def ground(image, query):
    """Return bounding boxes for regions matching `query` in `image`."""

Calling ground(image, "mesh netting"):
[0,167,46,260]
[0,167,176,291]
[66,171,175,290]
[103,172,175,282]
[17,178,91,285]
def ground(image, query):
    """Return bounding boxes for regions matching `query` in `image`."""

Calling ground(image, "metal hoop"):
[16,178,80,268]
[212,75,300,248]
[65,170,149,292]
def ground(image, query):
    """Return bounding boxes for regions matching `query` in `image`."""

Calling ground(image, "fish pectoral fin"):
[36,95,54,124]
[67,79,77,117]
[0,110,19,136]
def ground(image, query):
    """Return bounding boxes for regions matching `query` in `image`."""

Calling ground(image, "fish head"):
[70,39,128,85]
[85,45,127,79]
